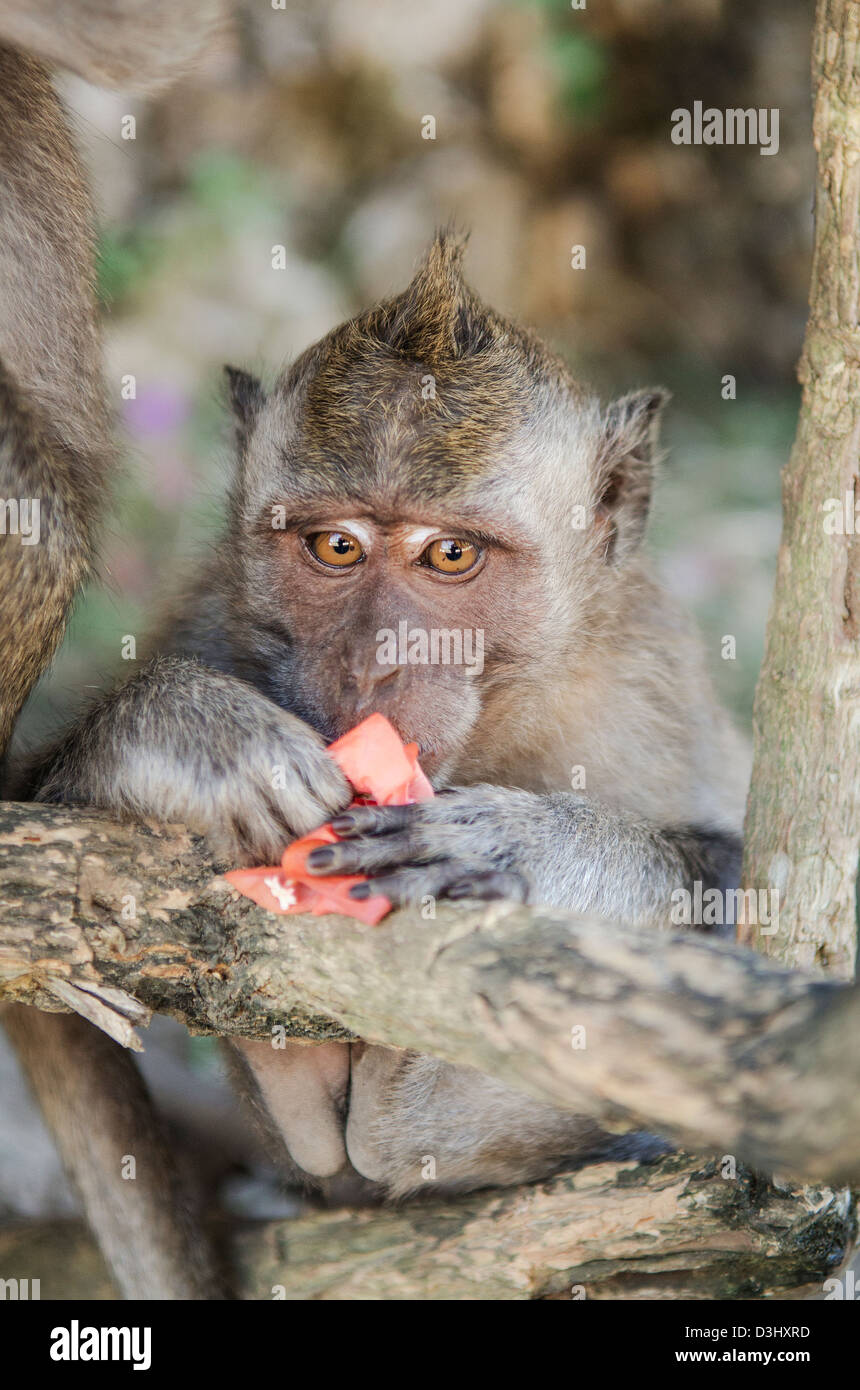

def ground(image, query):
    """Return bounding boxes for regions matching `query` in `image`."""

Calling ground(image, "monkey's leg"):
[345,1046,631,1197]
[3,1005,229,1299]
[0,6,226,759]
[0,48,113,758]
[230,1039,351,1179]
[0,2,233,1308]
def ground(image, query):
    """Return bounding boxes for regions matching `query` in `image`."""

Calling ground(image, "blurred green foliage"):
[547,32,610,120]
[97,227,164,309]
[188,150,284,224]
[521,0,611,121]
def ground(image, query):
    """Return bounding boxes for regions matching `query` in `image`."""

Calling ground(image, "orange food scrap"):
[328,713,434,805]
[225,714,433,924]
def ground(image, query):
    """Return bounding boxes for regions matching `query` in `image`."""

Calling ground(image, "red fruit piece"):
[226,713,433,924]
[328,713,434,804]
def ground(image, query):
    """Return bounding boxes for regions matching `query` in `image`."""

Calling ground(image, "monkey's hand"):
[304,784,743,924]
[33,656,352,865]
[303,784,543,907]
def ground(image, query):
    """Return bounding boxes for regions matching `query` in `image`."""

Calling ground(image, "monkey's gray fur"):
[0,0,229,1300]
[25,230,748,1205]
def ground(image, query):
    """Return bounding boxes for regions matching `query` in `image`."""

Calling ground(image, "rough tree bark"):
[742,0,860,977]
[230,1157,853,1301]
[2,802,860,1188]
[1,1155,852,1300]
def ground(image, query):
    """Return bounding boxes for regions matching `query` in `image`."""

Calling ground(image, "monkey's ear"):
[224,366,266,440]
[595,388,669,564]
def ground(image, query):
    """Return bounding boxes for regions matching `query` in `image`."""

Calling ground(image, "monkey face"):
[234,500,552,781]
[221,234,667,779]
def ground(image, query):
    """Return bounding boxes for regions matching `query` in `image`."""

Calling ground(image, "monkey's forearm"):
[306,787,743,929]
[532,795,743,927]
[31,655,254,807]
[29,654,351,862]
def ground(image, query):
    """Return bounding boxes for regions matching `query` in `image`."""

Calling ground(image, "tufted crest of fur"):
[230,231,589,508]
[227,232,669,575]
[367,229,496,366]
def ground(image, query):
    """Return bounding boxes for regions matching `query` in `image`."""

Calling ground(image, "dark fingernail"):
[349,882,371,899]
[330,815,356,833]
[307,847,335,868]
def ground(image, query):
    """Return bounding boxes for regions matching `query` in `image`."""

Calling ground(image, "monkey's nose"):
[350,664,401,704]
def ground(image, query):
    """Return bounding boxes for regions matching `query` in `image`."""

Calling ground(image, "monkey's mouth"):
[318,697,472,783]
[408,741,452,783]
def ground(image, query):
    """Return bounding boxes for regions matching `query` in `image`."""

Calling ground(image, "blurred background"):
[23,0,813,742]
[2,0,819,1292]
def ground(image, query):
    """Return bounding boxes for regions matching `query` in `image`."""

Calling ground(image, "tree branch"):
[233,1156,854,1301]
[2,801,860,1186]
[5,1154,852,1301]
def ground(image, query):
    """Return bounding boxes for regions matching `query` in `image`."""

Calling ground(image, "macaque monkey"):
[24,232,747,1225]
[0,1,746,1301]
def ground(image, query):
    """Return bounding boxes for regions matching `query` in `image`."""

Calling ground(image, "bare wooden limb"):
[2,1155,853,1301]
[742,0,860,975]
[2,801,860,1186]
[234,1156,854,1301]
[39,976,149,1051]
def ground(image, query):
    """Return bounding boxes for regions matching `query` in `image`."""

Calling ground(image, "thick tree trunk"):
[742,0,860,977]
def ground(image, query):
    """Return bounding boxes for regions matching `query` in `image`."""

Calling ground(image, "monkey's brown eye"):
[422,538,481,575]
[306,531,364,568]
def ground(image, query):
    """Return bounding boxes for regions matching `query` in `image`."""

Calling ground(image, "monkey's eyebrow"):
[461,526,511,549]
[256,508,516,553]
[383,514,516,551]
[330,518,374,548]
[255,509,343,534]
[260,511,377,551]
[427,524,518,553]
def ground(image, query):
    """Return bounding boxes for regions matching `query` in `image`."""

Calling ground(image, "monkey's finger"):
[349,862,469,907]
[306,830,432,875]
[294,754,353,815]
[267,775,351,840]
[260,789,311,844]
[227,793,323,861]
[328,805,413,837]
